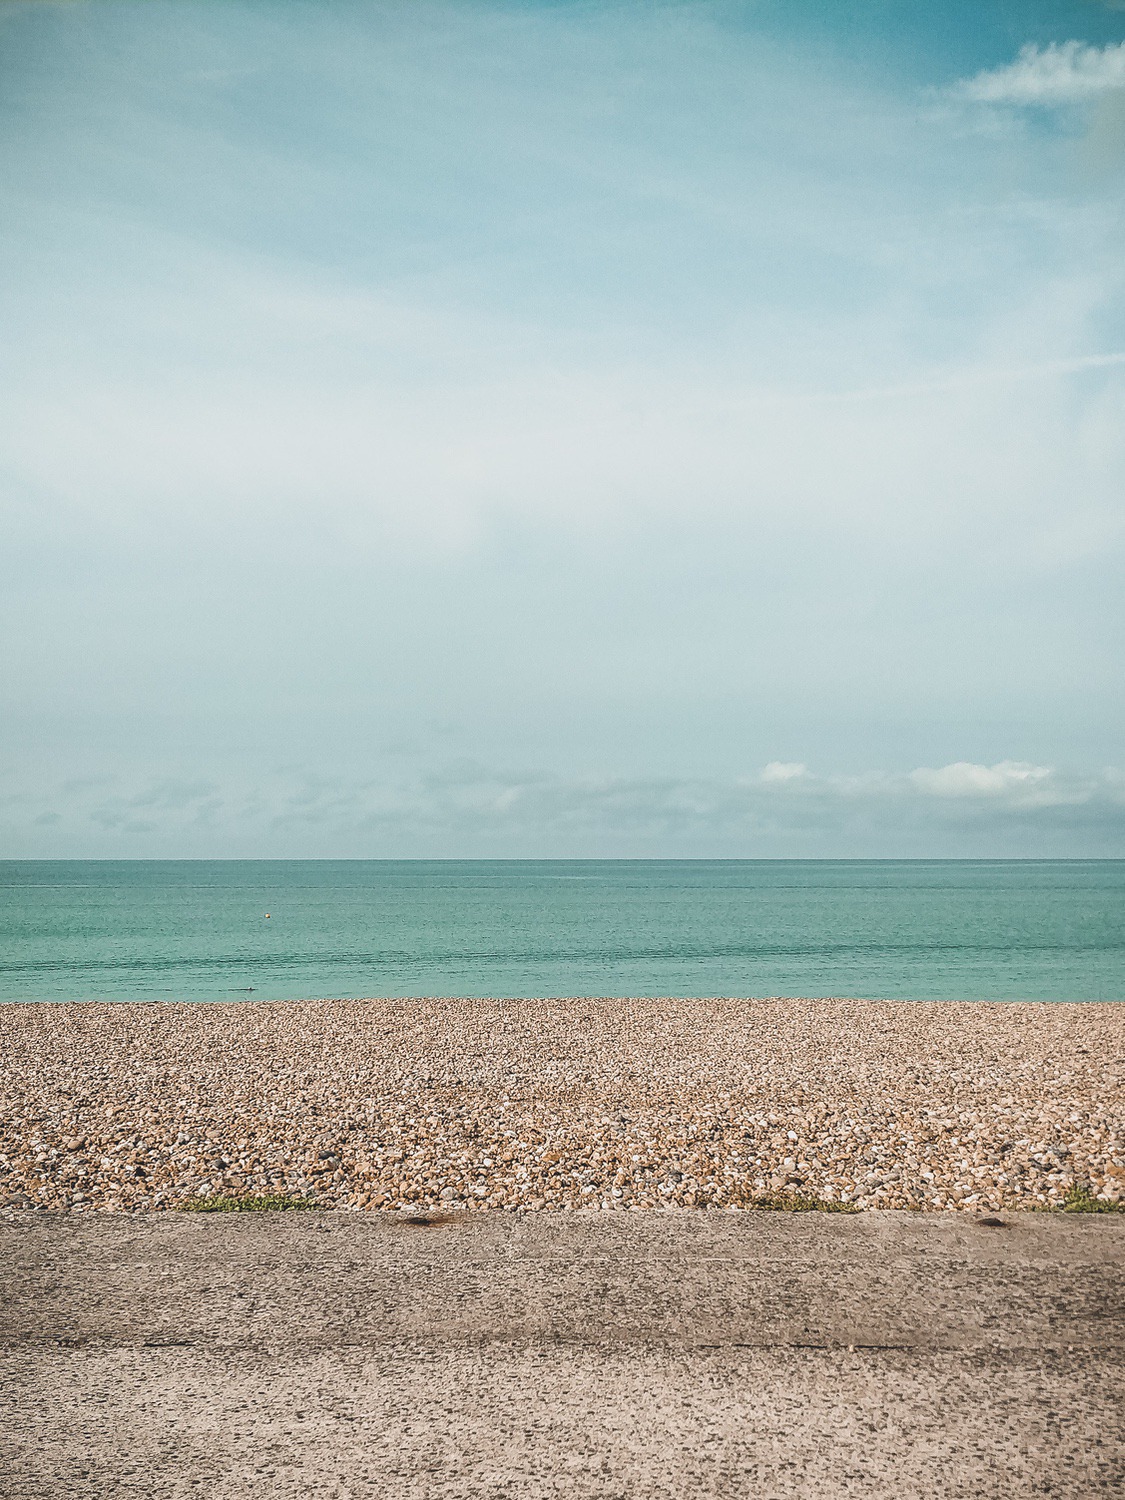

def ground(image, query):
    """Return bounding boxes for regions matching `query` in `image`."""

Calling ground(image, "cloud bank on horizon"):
[5,759,1123,860]
[1,0,1123,857]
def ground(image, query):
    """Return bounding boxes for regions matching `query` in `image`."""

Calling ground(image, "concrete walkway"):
[2,1210,1122,1498]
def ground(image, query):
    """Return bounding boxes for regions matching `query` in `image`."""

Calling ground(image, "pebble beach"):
[2,998,1123,1215]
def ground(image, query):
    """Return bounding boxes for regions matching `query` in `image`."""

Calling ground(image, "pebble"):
[1,998,1122,1214]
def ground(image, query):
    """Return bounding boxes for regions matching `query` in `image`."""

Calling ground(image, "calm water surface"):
[1,860,1122,1003]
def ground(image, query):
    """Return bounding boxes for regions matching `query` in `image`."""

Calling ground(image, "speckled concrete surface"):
[2,1211,1123,1498]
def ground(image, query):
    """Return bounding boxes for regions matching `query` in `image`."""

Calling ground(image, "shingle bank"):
[2,998,1122,1214]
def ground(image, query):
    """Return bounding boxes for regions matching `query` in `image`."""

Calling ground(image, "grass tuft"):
[746,1191,860,1213]
[179,1193,318,1213]
[1061,1184,1124,1214]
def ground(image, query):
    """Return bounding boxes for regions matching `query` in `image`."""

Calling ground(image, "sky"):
[1,0,1124,858]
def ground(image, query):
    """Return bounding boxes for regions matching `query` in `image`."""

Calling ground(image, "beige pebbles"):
[1,998,1122,1215]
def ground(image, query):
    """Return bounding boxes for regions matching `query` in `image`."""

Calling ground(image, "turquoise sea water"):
[1,860,1122,1003]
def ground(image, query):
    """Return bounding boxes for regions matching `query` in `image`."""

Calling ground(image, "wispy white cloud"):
[908,761,1053,799]
[957,41,1125,105]
[825,353,1125,404]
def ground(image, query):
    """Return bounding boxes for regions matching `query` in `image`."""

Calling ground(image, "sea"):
[1,860,1122,1004]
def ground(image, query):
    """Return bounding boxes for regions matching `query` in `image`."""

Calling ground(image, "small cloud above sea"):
[760,762,809,784]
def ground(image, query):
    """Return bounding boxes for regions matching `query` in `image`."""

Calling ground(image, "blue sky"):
[2,0,1124,856]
